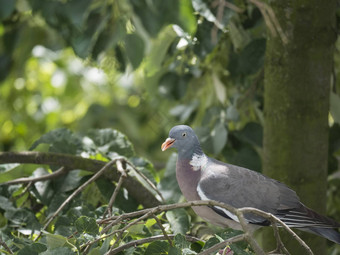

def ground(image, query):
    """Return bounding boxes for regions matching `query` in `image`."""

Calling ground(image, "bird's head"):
[161,125,202,157]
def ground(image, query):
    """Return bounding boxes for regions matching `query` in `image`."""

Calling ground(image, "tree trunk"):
[262,0,336,254]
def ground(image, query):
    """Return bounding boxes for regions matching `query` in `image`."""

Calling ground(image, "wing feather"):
[197,158,300,225]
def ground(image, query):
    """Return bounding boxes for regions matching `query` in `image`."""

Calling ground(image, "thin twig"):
[2,166,67,185]
[109,210,156,252]
[210,0,244,44]
[223,1,244,13]
[198,234,246,255]
[100,214,126,235]
[271,221,291,255]
[81,229,121,252]
[108,234,202,255]
[0,237,13,254]
[236,211,266,255]
[84,161,128,254]
[104,160,127,218]
[125,161,165,203]
[238,207,314,255]
[247,0,288,44]
[35,158,121,241]
[211,0,225,44]
[264,2,288,44]
[98,207,151,226]
[152,214,173,246]
[98,201,313,255]
[14,182,33,200]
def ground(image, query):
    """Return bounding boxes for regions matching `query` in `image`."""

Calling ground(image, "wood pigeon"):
[161,125,340,244]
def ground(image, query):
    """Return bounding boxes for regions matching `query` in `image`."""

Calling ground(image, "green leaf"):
[177,0,197,35]
[63,0,92,30]
[331,92,340,124]
[5,208,41,230]
[75,216,99,235]
[166,208,190,234]
[192,0,233,29]
[230,243,254,255]
[229,38,266,76]
[168,246,181,255]
[30,128,82,155]
[226,105,240,122]
[125,33,145,69]
[56,170,83,193]
[144,241,169,255]
[220,229,244,240]
[0,195,15,210]
[192,0,216,24]
[45,193,68,217]
[71,10,111,58]
[202,236,220,250]
[233,122,263,147]
[238,38,265,75]
[82,182,104,207]
[54,216,74,237]
[158,72,190,100]
[88,248,101,255]
[129,156,158,185]
[224,132,262,172]
[212,72,226,104]
[211,121,228,154]
[158,153,182,202]
[29,168,54,205]
[40,247,75,255]
[85,128,135,158]
[173,234,191,249]
[130,0,182,37]
[0,0,15,20]
[170,100,199,122]
[145,25,178,75]
[0,212,8,228]
[0,164,41,183]
[67,206,95,223]
[45,233,68,249]
[17,243,47,255]
[95,178,139,212]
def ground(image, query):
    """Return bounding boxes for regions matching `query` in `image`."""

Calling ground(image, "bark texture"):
[263,0,336,253]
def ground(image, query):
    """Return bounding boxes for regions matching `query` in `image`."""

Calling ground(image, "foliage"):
[0,128,253,254]
[0,0,340,254]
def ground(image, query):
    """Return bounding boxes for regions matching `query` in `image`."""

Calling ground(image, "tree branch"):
[99,200,313,255]
[198,234,246,255]
[238,207,313,255]
[34,159,120,241]
[0,151,161,208]
[2,166,67,185]
[108,234,202,255]
[235,210,266,255]
[0,237,13,254]
[125,161,165,203]
[104,160,127,218]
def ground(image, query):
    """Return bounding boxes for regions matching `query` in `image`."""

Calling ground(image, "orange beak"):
[161,138,175,151]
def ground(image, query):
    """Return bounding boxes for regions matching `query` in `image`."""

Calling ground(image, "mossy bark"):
[263,0,336,253]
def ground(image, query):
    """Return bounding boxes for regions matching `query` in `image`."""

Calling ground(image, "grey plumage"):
[162,125,340,244]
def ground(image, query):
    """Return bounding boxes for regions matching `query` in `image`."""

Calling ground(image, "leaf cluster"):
[0,128,253,255]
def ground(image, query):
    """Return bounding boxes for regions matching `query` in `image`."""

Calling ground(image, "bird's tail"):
[306,227,340,244]
[279,203,340,244]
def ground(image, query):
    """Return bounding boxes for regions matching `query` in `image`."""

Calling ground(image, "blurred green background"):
[0,0,268,169]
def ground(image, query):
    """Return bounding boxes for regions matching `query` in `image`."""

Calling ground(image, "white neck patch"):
[190,153,208,171]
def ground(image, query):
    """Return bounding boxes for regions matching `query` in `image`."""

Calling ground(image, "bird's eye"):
[182,132,186,137]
